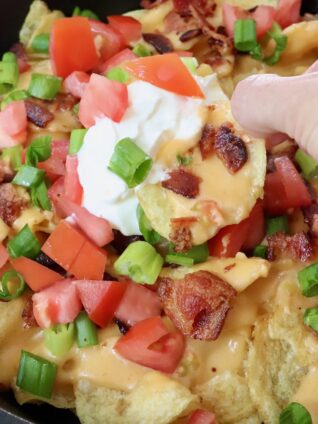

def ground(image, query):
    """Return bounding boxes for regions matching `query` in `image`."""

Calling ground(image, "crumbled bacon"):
[214,125,248,173]
[199,124,215,160]
[53,93,78,112]
[9,43,30,73]
[170,217,197,253]
[266,145,298,173]
[267,232,312,262]
[143,33,174,54]
[157,270,237,340]
[303,204,318,237]
[162,169,201,198]
[113,317,130,335]
[164,11,190,33]
[140,0,168,9]
[0,183,26,226]
[0,160,14,183]
[22,296,38,329]
[25,100,54,128]
[179,28,202,42]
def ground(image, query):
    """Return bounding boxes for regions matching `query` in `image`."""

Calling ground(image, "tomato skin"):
[0,127,27,148]
[264,171,289,215]
[79,73,129,127]
[69,241,107,281]
[48,176,65,215]
[63,71,90,98]
[32,279,82,328]
[208,220,250,258]
[90,20,126,62]
[76,280,128,327]
[0,243,8,269]
[188,409,217,424]
[115,283,162,326]
[64,155,83,205]
[123,53,204,98]
[108,16,142,43]
[38,140,69,178]
[50,17,99,78]
[114,316,185,373]
[0,101,27,136]
[97,48,137,74]
[242,200,265,250]
[275,0,301,28]
[11,257,61,291]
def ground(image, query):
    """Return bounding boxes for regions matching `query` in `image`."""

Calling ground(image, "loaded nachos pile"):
[0,0,318,423]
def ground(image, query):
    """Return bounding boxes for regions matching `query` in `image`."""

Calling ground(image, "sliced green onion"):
[26,135,52,167]
[298,262,318,297]
[28,73,61,100]
[295,149,318,181]
[73,103,79,115]
[250,22,287,66]
[16,350,57,399]
[106,67,130,83]
[304,307,318,333]
[108,138,153,188]
[168,242,209,265]
[253,245,268,259]
[31,34,50,54]
[166,254,194,267]
[136,204,161,245]
[133,43,152,57]
[31,180,52,211]
[266,216,288,236]
[13,165,45,188]
[1,89,29,110]
[114,241,163,285]
[234,19,258,52]
[0,271,26,301]
[180,57,198,74]
[69,129,87,155]
[2,145,22,171]
[7,224,41,259]
[75,311,98,348]
[44,323,75,356]
[0,52,19,95]
[279,402,312,424]
[177,154,193,166]
[73,6,99,20]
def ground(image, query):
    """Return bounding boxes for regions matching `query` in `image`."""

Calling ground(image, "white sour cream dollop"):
[77,74,227,235]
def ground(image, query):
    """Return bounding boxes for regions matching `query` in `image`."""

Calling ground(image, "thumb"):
[231,72,318,160]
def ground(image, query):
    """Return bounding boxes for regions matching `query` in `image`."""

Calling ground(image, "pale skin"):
[231,61,318,161]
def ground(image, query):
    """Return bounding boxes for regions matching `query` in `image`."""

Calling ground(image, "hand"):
[231,61,318,160]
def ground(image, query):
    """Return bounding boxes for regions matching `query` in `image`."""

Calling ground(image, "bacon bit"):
[162,169,201,199]
[199,124,215,160]
[179,28,202,42]
[266,146,298,174]
[143,33,174,54]
[25,100,54,128]
[303,204,318,237]
[22,296,38,329]
[141,0,168,8]
[113,317,130,335]
[157,270,236,340]
[214,125,248,173]
[164,11,190,33]
[53,93,78,112]
[170,217,197,253]
[9,43,30,73]
[224,263,236,272]
[0,183,26,226]
[267,232,312,262]
[197,200,224,225]
[0,160,14,183]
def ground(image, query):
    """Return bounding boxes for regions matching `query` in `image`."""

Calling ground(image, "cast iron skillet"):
[1,0,318,422]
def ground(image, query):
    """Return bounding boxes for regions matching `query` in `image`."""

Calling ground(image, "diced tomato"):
[69,241,107,281]
[242,200,265,250]
[79,73,128,127]
[115,283,161,326]
[76,279,128,327]
[275,156,312,209]
[0,243,9,269]
[265,133,287,151]
[63,71,90,98]
[64,155,83,204]
[38,156,65,178]
[11,257,61,292]
[51,140,69,161]
[275,0,301,29]
[0,127,27,148]
[123,54,204,98]
[89,20,126,62]
[97,48,137,75]
[222,3,244,38]
[114,316,185,373]
[208,220,250,258]
[48,176,65,215]
[188,409,217,424]
[53,194,114,246]
[50,17,99,78]
[108,16,142,43]
[264,171,289,215]
[0,101,27,136]
[32,279,82,328]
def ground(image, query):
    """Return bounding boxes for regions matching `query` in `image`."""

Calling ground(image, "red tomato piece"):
[188,409,217,424]
[64,155,83,204]
[97,48,137,74]
[115,283,162,326]
[38,157,65,178]
[114,316,185,373]
[0,101,27,136]
[76,279,128,327]
[208,219,250,258]
[274,156,312,209]
[123,53,204,98]
[264,171,290,215]
[32,279,82,328]
[63,71,90,98]
[0,243,9,269]
[11,257,61,292]
[48,176,65,215]
[0,127,27,148]
[242,200,265,250]
[275,0,301,29]
[90,20,126,62]
[265,133,287,151]
[108,16,142,43]
[222,3,245,37]
[69,241,107,281]
[50,17,99,78]
[53,194,114,246]
[79,73,129,127]
[51,140,69,161]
